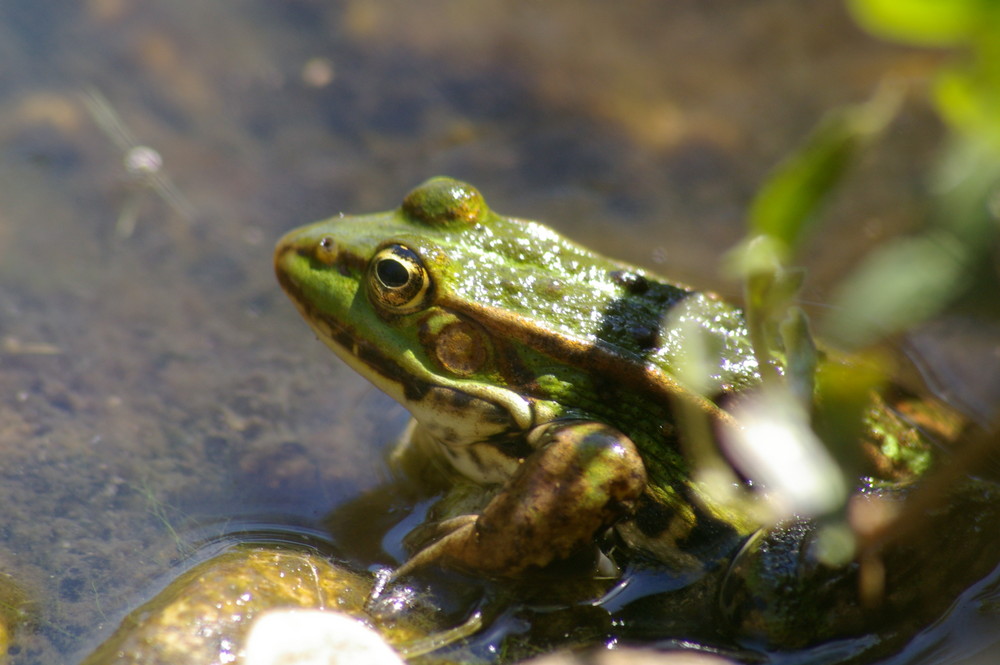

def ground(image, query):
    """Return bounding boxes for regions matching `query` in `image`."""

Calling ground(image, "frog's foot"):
[393,421,647,578]
[390,515,479,580]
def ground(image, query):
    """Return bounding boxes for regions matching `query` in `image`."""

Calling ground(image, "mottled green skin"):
[275,177,761,573]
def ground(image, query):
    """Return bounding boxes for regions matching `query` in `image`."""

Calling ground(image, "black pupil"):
[376,258,410,287]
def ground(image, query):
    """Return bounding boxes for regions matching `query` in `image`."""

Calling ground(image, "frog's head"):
[275,177,574,448]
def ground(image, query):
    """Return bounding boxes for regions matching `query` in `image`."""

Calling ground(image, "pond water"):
[0,1,997,663]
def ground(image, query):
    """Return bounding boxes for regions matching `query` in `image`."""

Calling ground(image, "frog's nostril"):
[316,236,339,264]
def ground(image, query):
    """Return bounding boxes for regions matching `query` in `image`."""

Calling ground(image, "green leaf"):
[748,86,901,255]
[780,307,818,405]
[847,0,979,46]
[823,234,969,348]
[812,354,888,474]
[934,66,1000,148]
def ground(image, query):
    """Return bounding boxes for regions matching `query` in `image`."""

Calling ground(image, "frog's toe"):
[391,516,479,580]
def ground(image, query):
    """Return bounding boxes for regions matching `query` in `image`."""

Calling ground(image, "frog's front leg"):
[394,421,647,578]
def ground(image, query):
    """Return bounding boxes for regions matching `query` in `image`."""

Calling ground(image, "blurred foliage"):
[746,85,901,259]
[714,0,1000,551]
[719,92,899,536]
[833,0,1000,347]
[848,0,998,48]
[734,0,1000,348]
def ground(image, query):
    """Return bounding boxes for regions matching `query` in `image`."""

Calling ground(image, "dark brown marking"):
[633,493,673,538]
[609,270,649,295]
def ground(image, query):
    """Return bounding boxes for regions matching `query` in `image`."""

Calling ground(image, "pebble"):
[245,610,405,665]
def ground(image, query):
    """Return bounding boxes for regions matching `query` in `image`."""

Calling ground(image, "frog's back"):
[417,203,760,397]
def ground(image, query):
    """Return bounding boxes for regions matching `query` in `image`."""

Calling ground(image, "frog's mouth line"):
[276,268,537,441]
[276,269,433,405]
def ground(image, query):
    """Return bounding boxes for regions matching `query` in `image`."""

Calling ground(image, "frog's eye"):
[368,244,431,313]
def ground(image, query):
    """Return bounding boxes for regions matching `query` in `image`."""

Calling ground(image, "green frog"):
[273,177,929,583]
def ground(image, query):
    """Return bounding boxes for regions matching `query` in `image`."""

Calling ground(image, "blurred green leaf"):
[747,86,901,256]
[820,0,1000,347]
[933,138,1000,240]
[812,355,888,474]
[725,234,784,279]
[827,127,1000,348]
[935,68,981,134]
[935,66,1000,148]
[847,0,980,46]
[742,264,808,385]
[747,115,854,254]
[850,0,1000,146]
[825,234,969,347]
[779,307,818,405]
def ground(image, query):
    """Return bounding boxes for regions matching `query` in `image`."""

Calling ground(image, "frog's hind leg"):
[393,421,647,578]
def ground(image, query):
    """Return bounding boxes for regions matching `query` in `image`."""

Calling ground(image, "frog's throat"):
[290,298,552,444]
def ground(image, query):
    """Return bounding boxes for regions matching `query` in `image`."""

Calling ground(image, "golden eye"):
[368,244,431,312]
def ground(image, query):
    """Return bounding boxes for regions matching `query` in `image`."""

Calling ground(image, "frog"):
[272,177,935,585]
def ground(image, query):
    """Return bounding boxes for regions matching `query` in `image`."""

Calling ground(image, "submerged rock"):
[81,545,439,665]
[0,572,32,665]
